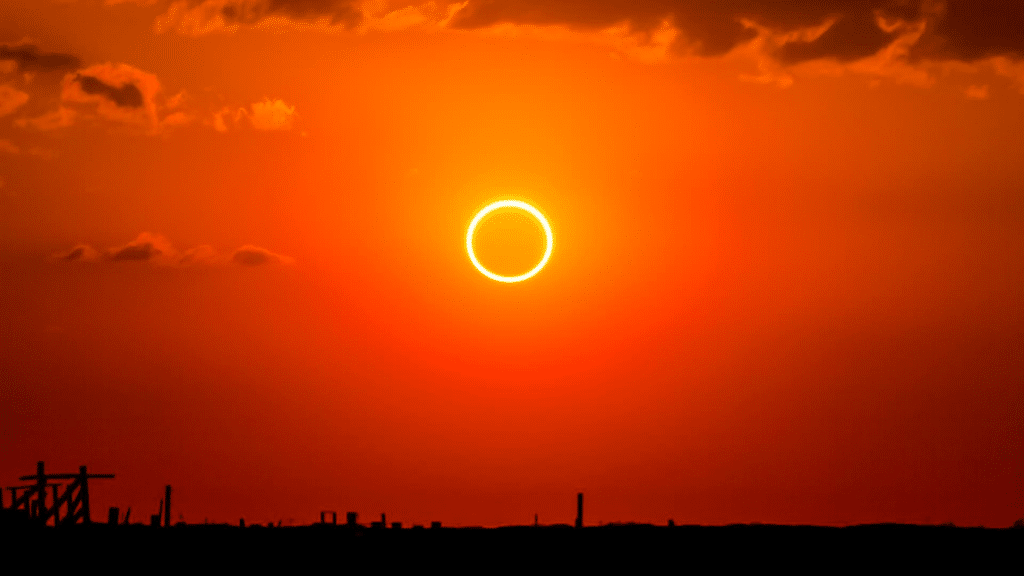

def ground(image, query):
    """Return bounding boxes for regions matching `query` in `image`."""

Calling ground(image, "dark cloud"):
[0,44,81,72]
[155,1,1024,65]
[446,1,918,58]
[220,0,362,27]
[74,75,145,108]
[59,244,98,262]
[915,1,1024,61]
[56,235,292,267]
[64,246,88,261]
[445,1,1023,63]
[777,11,896,64]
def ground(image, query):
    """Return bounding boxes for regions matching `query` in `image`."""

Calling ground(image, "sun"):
[466,200,553,283]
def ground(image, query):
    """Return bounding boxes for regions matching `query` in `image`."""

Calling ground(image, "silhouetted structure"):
[320,511,337,525]
[4,461,114,525]
[575,493,583,528]
[108,507,120,525]
[164,485,172,528]
[346,512,358,526]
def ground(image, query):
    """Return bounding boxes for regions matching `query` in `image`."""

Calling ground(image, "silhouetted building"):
[346,512,358,526]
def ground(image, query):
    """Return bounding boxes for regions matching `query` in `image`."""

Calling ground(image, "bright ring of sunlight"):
[466,200,554,283]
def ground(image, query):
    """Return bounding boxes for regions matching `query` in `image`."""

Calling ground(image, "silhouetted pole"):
[164,485,171,527]
[35,462,47,522]
[51,485,60,523]
[79,466,91,523]
[575,493,583,528]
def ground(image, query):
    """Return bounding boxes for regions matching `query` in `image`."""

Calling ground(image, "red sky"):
[1,1,1021,527]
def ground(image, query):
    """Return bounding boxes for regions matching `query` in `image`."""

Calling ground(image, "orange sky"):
[1,1,1021,527]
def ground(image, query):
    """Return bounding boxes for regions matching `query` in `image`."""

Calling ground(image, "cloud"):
[442,2,1024,63]
[212,97,298,131]
[17,62,193,133]
[231,245,294,266]
[0,85,30,116]
[248,97,297,130]
[74,74,146,108]
[56,244,101,262]
[155,0,363,35]
[146,1,1024,93]
[178,244,219,265]
[0,44,81,73]
[914,1,1024,62]
[964,84,989,100]
[55,234,293,267]
[61,63,163,128]
[16,107,77,130]
[108,232,176,262]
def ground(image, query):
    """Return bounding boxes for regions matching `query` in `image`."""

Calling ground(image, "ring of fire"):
[466,200,553,283]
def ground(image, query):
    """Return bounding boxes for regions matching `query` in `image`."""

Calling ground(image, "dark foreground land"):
[2,522,1020,569]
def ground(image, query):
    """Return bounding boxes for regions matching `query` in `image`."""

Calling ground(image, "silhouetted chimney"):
[239,518,245,528]
[108,507,120,525]
[575,493,583,528]
[577,491,585,528]
[164,485,171,528]
[346,512,358,526]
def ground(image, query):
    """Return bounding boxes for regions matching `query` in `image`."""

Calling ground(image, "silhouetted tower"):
[575,493,583,528]
[164,485,172,527]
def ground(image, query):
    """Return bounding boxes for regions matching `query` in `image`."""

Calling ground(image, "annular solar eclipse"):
[466,200,553,283]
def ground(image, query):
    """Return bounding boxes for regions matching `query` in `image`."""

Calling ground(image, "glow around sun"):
[466,200,553,283]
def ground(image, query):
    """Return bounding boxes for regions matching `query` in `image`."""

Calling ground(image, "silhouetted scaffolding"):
[3,461,114,526]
